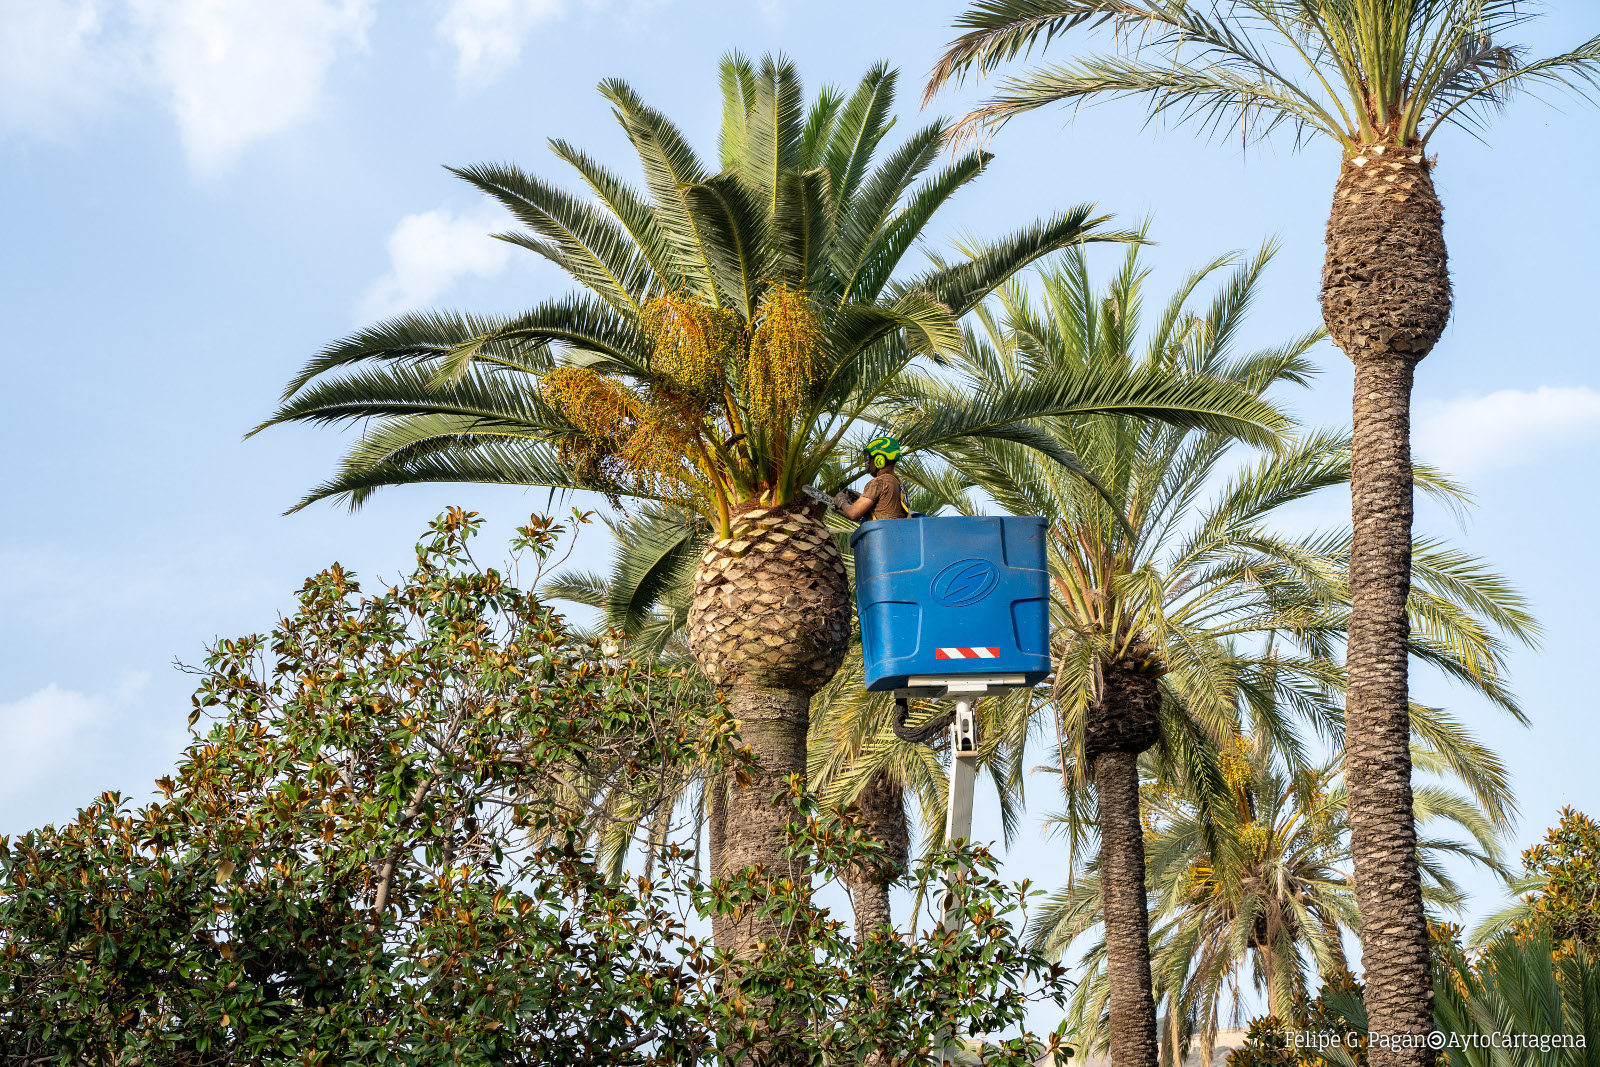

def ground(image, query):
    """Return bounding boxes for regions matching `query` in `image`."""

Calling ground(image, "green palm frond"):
[679,172,769,311]
[277,53,1278,538]
[540,570,610,610]
[823,62,898,208]
[452,161,658,315]
[928,0,1600,150]
[276,309,555,400]
[290,350,547,413]
[597,507,706,636]
[906,207,1135,316]
[597,77,716,290]
[292,435,589,514]
[830,123,943,290]
[839,149,989,303]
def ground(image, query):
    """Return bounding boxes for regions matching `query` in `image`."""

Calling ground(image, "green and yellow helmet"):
[864,436,904,471]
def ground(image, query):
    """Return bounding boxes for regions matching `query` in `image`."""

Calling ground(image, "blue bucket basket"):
[850,515,1052,692]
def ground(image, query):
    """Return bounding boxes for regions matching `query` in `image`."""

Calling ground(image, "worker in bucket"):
[837,436,908,522]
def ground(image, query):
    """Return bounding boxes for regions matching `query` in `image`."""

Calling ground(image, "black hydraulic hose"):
[892,697,956,745]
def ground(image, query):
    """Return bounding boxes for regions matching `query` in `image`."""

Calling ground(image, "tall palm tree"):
[925,6,1593,1062]
[258,54,1286,971]
[1036,727,1511,1067]
[906,242,1537,1067]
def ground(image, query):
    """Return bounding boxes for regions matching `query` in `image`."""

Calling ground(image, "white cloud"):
[438,0,563,85]
[360,200,515,319]
[0,676,148,801]
[1415,385,1600,476]
[0,0,125,134]
[128,0,374,174]
[1,0,371,175]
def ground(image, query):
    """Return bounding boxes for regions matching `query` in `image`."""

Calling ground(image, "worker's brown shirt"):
[863,471,907,520]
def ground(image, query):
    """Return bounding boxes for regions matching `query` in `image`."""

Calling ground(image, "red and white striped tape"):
[934,646,1001,659]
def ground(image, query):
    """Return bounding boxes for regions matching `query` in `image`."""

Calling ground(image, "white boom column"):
[937,696,979,935]
[936,693,981,1064]
[896,676,1015,1065]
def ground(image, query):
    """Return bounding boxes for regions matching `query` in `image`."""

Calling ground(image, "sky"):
[3,0,1598,979]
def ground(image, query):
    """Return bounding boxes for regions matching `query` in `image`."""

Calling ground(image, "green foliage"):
[1517,808,1600,949]
[929,0,1600,151]
[1473,807,1600,951]
[0,511,1072,1065]
[1227,970,1369,1067]
[1232,926,1600,1067]
[1431,928,1600,1067]
[255,52,1290,537]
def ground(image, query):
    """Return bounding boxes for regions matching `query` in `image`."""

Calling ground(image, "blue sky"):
[3,0,1598,954]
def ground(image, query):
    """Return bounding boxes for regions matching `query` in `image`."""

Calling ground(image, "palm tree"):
[925,6,1593,1062]
[1036,727,1511,1067]
[906,242,1537,1067]
[257,54,1287,970]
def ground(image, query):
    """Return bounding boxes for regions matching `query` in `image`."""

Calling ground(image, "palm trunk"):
[716,685,812,959]
[1163,996,1184,1067]
[708,773,730,950]
[1263,950,1285,1021]
[846,771,908,1067]
[689,503,852,961]
[1094,748,1160,1067]
[1086,654,1163,1067]
[1322,142,1450,1067]
[845,770,909,943]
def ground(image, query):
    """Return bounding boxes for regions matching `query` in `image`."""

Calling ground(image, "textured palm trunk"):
[707,773,730,950]
[716,686,813,957]
[688,502,852,964]
[1322,142,1451,1067]
[844,771,909,944]
[1087,658,1162,1067]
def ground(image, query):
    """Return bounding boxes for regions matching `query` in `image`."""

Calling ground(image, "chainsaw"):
[800,484,860,518]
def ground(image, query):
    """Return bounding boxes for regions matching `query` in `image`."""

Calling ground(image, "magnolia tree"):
[0,511,1071,1066]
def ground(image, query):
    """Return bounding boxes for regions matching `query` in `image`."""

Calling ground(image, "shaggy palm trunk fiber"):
[845,771,909,944]
[1086,657,1162,1067]
[689,502,851,963]
[1322,141,1451,1067]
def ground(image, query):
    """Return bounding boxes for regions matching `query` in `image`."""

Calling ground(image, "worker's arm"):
[840,491,877,521]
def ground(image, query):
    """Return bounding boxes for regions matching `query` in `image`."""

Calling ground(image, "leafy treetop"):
[1,510,1074,1066]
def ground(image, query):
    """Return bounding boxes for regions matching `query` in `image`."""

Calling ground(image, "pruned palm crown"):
[256,53,1180,541]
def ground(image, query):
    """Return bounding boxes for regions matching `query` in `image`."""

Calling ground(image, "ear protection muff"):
[864,436,903,472]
